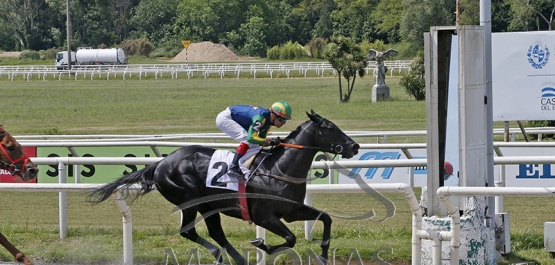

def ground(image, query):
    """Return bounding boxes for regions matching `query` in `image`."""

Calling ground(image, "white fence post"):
[58,162,68,239]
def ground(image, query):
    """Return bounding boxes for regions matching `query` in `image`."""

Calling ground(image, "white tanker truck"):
[55,47,128,70]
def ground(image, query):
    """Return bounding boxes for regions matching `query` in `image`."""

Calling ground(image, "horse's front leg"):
[201,209,246,265]
[249,216,297,255]
[0,233,33,265]
[281,206,332,263]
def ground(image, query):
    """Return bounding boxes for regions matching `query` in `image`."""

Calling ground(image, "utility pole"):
[456,0,460,26]
[66,0,72,71]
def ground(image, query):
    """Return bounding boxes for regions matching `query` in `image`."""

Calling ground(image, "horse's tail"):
[87,161,160,204]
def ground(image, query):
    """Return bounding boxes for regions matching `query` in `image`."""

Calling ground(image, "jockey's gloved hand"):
[268,137,281,146]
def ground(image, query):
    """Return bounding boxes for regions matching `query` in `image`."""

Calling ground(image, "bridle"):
[254,120,347,183]
[0,132,30,176]
[277,120,344,155]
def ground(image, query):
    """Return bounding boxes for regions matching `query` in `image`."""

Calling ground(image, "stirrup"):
[228,169,245,181]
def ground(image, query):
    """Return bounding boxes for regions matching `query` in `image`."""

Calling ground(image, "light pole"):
[66,0,72,70]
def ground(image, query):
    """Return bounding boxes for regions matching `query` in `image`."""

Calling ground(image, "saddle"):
[243,149,271,172]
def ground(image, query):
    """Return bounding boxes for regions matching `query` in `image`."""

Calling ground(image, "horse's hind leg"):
[201,209,246,265]
[0,233,33,265]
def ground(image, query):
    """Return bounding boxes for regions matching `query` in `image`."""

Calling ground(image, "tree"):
[508,0,555,31]
[371,0,404,43]
[459,0,511,33]
[239,16,267,57]
[400,0,456,50]
[331,0,379,43]
[400,53,425,100]
[175,0,244,43]
[290,0,337,44]
[0,0,45,50]
[324,36,368,103]
[128,0,179,45]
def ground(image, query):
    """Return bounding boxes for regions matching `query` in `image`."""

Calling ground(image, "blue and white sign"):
[337,149,459,187]
[494,147,555,187]
[493,31,555,121]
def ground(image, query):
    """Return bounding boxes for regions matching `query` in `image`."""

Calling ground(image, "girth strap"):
[237,180,251,222]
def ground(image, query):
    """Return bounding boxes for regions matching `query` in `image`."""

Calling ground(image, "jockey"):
[216,100,292,180]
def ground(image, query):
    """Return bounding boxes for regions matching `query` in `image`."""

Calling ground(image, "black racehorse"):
[88,110,359,265]
[0,125,38,265]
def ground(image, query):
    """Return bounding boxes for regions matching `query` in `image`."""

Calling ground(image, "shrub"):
[19,50,40,60]
[526,120,555,140]
[42,48,61,60]
[266,46,280,59]
[399,53,426,101]
[148,49,167,58]
[266,42,308,60]
[279,41,307,60]
[307,37,327,59]
[121,38,154,57]
[360,39,388,55]
[149,45,183,58]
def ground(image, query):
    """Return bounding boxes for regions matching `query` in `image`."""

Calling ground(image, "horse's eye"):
[6,146,14,151]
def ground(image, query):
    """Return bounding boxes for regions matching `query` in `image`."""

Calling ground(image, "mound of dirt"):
[0,52,21,57]
[171,41,240,62]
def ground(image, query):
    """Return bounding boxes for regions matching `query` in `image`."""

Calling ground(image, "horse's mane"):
[283,120,312,142]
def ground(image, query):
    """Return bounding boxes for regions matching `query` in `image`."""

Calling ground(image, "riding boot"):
[228,152,245,180]
[228,142,249,182]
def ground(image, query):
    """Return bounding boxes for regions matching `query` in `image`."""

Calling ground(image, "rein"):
[253,172,308,184]
[278,142,343,154]
[251,142,340,184]
[0,132,30,176]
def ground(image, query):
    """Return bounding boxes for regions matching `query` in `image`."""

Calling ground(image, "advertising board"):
[492,31,555,121]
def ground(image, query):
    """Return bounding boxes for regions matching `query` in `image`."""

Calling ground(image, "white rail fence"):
[4,153,555,265]
[0,61,414,81]
[14,127,555,144]
[5,136,555,264]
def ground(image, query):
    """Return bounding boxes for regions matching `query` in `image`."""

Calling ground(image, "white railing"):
[6,154,555,264]
[0,182,421,265]
[14,127,555,144]
[0,61,414,81]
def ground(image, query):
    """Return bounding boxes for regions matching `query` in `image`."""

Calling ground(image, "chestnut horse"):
[0,125,39,265]
[89,111,359,265]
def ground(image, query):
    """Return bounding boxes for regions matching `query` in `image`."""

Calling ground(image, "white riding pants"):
[216,108,261,175]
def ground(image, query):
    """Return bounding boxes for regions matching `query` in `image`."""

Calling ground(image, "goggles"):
[276,115,288,123]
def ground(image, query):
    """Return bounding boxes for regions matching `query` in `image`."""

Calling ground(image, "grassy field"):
[0,76,552,264]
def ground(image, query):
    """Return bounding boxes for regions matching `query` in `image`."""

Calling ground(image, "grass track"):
[0,77,552,264]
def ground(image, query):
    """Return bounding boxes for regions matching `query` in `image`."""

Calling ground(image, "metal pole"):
[480,0,494,223]
[58,162,68,239]
[113,191,133,265]
[66,0,72,70]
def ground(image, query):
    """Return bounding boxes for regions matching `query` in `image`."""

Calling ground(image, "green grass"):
[1,77,425,139]
[0,76,551,264]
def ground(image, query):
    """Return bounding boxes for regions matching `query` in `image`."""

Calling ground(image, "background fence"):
[0,60,414,81]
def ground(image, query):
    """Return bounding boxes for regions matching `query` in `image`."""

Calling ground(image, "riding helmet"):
[271,100,292,120]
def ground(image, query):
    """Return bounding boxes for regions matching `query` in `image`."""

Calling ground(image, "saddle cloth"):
[207,150,255,191]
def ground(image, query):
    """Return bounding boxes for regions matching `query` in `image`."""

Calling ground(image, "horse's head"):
[307,110,359,159]
[0,125,38,181]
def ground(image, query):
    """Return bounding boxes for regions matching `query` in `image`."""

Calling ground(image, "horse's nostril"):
[27,167,39,175]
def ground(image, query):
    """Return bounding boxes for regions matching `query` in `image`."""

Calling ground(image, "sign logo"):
[540,86,555,111]
[527,44,550,69]
[348,151,401,179]
[516,164,555,179]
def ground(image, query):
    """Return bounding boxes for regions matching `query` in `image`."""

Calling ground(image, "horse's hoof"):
[15,253,33,265]
[249,238,264,247]
[317,256,328,265]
